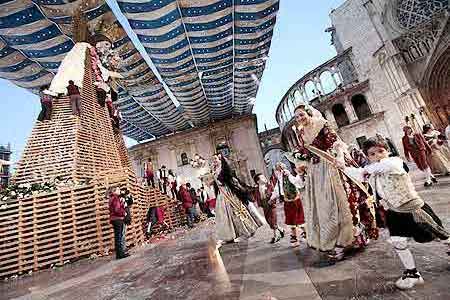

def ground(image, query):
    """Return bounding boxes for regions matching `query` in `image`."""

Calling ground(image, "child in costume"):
[271,162,305,245]
[345,136,449,290]
[254,173,285,243]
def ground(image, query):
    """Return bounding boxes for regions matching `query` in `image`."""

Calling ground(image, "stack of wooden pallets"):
[1,48,185,278]
[13,97,80,185]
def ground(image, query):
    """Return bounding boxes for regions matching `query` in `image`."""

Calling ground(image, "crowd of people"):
[204,106,450,291]
[106,106,450,290]
[402,121,450,187]
[143,159,217,226]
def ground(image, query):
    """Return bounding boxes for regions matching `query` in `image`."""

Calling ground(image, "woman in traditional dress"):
[254,172,285,243]
[291,104,378,260]
[422,124,450,176]
[212,154,262,245]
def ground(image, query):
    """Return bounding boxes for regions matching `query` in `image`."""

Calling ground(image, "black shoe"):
[278,228,285,238]
[290,235,298,243]
[327,251,345,261]
[431,177,438,183]
[117,253,130,260]
[270,236,281,244]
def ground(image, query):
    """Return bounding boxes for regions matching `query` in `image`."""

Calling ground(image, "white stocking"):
[424,167,432,183]
[395,248,416,270]
[392,237,416,270]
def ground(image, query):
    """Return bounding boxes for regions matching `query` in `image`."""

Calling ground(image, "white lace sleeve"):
[288,174,305,190]
[365,157,405,174]
[344,167,366,182]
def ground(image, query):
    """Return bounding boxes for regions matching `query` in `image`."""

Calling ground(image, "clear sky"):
[0,0,344,163]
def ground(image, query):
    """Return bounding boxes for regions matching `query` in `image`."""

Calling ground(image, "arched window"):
[294,90,302,105]
[332,104,350,127]
[351,94,371,120]
[319,70,336,94]
[304,81,317,101]
[181,153,189,165]
[331,66,343,87]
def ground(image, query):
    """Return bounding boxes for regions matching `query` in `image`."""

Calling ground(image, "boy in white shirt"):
[345,136,449,290]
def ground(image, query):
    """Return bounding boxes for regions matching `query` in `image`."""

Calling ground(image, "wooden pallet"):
[1,48,186,277]
[0,168,181,277]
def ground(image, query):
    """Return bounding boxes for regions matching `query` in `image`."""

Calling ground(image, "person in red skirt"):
[402,126,436,187]
[271,163,305,245]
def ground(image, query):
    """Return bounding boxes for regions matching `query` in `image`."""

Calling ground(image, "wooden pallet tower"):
[0,47,185,278]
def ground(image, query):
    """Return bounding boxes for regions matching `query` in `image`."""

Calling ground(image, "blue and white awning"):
[0,0,279,141]
[117,0,279,121]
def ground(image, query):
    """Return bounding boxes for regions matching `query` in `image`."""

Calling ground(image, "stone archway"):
[422,47,450,129]
[383,0,449,129]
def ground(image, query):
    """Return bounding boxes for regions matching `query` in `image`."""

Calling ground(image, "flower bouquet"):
[0,176,91,209]
[284,148,316,169]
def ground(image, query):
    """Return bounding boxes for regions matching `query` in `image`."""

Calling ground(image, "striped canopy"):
[0,0,279,141]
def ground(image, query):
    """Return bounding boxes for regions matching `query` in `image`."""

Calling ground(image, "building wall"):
[329,0,429,155]
[128,115,267,188]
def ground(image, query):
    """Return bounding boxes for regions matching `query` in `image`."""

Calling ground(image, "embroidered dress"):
[256,176,278,230]
[292,109,378,251]
[214,166,261,241]
[423,130,450,174]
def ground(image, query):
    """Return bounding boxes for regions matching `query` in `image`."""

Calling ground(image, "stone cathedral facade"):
[276,0,449,155]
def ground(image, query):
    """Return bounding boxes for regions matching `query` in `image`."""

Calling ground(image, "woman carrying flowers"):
[290,104,378,260]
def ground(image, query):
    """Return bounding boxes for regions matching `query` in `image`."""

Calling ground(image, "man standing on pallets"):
[67,80,81,116]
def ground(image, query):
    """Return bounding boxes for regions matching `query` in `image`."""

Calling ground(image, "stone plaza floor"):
[1,175,449,300]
